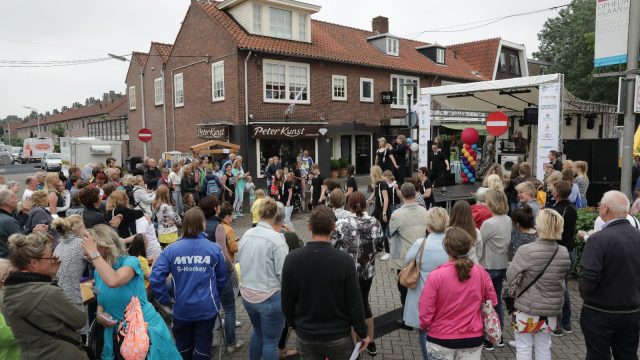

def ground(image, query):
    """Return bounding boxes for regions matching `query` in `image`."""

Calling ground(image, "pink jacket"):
[419,261,497,340]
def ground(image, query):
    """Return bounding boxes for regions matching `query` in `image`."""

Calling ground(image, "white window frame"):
[211,60,225,102]
[154,78,163,106]
[298,14,307,41]
[390,74,419,109]
[253,4,262,34]
[386,37,399,56]
[360,78,374,102]
[436,48,445,64]
[128,86,136,110]
[332,75,347,101]
[269,7,292,39]
[174,73,184,108]
[263,59,310,104]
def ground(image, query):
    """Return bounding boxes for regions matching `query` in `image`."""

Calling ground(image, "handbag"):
[114,296,150,360]
[482,299,502,344]
[397,238,426,289]
[503,245,559,314]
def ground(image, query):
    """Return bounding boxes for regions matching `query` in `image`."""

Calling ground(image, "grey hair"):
[6,180,18,188]
[0,189,13,207]
[601,190,631,214]
[274,201,286,225]
[475,187,488,202]
[400,182,416,199]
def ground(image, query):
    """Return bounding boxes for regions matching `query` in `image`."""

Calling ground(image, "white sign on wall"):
[537,82,562,179]
[635,75,640,114]
[416,94,431,168]
[594,0,630,67]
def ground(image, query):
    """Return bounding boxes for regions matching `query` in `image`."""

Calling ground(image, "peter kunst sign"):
[196,125,228,140]
[251,124,328,139]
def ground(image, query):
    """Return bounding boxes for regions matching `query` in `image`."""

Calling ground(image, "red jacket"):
[471,203,493,229]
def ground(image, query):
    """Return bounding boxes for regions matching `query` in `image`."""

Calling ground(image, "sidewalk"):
[219,209,598,360]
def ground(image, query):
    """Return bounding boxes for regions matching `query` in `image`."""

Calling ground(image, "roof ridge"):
[151,41,173,46]
[447,37,501,48]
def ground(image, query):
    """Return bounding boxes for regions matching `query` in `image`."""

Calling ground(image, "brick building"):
[127,0,527,176]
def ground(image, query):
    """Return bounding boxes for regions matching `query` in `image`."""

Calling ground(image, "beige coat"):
[388,203,428,270]
[506,239,570,316]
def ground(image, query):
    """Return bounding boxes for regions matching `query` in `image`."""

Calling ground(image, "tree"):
[51,124,66,139]
[534,0,620,104]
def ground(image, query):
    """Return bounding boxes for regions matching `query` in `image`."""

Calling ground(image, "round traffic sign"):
[486,111,509,136]
[405,111,418,128]
[138,128,152,143]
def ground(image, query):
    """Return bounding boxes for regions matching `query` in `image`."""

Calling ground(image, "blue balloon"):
[464,169,470,175]
[470,178,476,183]
[472,144,478,150]
[407,138,413,145]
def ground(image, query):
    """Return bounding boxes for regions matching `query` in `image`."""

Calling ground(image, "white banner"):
[537,83,562,179]
[594,0,630,67]
[635,75,640,114]
[416,94,431,168]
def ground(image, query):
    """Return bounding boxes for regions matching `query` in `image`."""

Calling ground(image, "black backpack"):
[124,185,140,209]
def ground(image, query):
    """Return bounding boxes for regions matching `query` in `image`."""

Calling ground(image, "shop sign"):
[381,91,393,104]
[251,124,328,139]
[196,125,228,140]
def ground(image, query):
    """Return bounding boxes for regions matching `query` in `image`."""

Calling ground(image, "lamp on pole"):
[109,53,147,157]
[22,106,41,137]
[402,82,418,175]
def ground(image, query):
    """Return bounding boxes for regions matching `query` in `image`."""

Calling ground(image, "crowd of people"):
[0,144,637,360]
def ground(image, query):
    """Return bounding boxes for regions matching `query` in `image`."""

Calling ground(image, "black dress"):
[430,150,448,186]
[376,148,393,172]
[420,178,433,208]
[223,172,235,205]
[279,180,292,205]
[392,143,408,183]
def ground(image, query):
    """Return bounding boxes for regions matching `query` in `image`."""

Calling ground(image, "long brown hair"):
[449,201,477,241]
[153,185,174,210]
[443,227,474,282]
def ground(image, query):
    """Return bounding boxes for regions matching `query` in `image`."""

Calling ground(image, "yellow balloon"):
[471,161,477,167]
[467,156,474,162]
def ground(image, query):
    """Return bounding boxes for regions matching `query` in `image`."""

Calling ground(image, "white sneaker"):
[381,253,391,261]
[508,340,516,348]
[235,320,241,328]
[227,340,245,354]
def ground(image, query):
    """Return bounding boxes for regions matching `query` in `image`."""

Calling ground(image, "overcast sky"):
[0,0,568,119]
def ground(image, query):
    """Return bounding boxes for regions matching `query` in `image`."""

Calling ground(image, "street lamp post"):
[109,53,147,157]
[22,106,41,137]
[402,83,416,175]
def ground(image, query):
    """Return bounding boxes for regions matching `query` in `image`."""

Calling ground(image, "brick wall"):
[126,60,144,157]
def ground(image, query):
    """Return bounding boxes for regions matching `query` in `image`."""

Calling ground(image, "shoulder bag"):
[22,316,95,360]
[503,245,559,314]
[397,238,426,289]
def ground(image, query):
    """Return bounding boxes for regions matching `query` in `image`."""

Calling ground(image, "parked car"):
[10,147,21,164]
[0,151,12,167]
[42,153,62,171]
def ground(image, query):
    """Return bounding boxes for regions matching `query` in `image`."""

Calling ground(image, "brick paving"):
[218,208,591,360]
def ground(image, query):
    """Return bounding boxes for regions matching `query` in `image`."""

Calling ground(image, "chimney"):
[372,16,389,34]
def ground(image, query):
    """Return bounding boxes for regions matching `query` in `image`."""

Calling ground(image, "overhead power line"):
[0,57,113,68]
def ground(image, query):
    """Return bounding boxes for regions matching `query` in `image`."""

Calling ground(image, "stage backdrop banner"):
[537,82,562,179]
[417,94,431,168]
[594,0,630,67]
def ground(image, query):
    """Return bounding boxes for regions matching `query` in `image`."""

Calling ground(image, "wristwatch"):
[89,251,101,261]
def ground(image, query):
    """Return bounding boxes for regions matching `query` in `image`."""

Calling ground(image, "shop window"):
[390,75,419,109]
[332,75,347,101]
[360,78,374,102]
[263,60,309,103]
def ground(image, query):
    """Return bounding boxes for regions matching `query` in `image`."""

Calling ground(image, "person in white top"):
[169,162,183,215]
[579,214,640,241]
[22,176,38,202]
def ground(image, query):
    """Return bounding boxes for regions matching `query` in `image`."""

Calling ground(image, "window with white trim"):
[263,60,309,103]
[211,60,225,101]
[154,78,163,106]
[332,75,347,101]
[128,86,136,110]
[269,8,292,39]
[253,4,262,34]
[436,48,445,64]
[386,37,399,56]
[390,75,419,108]
[298,14,307,41]
[174,73,184,107]
[360,78,374,102]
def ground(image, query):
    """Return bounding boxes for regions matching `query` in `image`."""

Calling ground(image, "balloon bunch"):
[460,128,479,184]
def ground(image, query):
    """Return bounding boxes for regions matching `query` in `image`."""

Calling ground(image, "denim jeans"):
[172,316,216,360]
[219,274,237,345]
[233,188,244,213]
[173,188,183,215]
[487,269,507,330]
[284,205,293,227]
[242,291,285,360]
[561,249,576,327]
[418,329,429,360]
[297,335,353,360]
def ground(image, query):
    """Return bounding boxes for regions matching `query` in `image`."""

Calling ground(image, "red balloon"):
[464,144,471,150]
[461,128,480,144]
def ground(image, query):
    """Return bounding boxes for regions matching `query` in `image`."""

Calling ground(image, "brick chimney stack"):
[372,16,389,34]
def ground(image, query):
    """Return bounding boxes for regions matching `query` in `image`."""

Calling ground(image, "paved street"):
[220,208,592,360]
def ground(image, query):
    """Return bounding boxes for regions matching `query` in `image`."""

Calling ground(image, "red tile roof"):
[152,42,173,64]
[132,52,149,68]
[198,2,490,81]
[18,97,127,129]
[447,38,501,80]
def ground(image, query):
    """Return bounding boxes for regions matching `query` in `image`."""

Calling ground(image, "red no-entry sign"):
[486,112,509,136]
[138,128,152,143]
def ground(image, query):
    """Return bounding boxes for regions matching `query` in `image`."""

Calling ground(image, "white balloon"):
[410,143,419,152]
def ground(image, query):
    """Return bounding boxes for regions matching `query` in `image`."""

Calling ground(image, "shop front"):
[195,123,230,142]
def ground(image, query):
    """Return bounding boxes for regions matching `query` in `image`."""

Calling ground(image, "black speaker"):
[563,140,591,163]
[591,139,619,182]
[587,182,619,207]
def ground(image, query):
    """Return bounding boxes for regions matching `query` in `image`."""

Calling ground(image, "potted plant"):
[338,157,348,177]
[330,159,340,179]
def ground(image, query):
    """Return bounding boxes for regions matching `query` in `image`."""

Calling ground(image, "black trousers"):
[396,270,408,307]
[580,306,640,360]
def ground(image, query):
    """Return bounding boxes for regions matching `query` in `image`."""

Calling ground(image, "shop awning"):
[440,123,487,134]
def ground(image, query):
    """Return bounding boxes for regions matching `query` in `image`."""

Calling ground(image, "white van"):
[22,137,54,163]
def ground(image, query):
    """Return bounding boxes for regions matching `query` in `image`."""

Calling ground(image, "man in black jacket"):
[551,180,577,335]
[143,158,161,190]
[281,206,369,359]
[580,190,640,359]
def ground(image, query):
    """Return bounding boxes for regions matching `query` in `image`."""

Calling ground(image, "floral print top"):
[331,212,383,280]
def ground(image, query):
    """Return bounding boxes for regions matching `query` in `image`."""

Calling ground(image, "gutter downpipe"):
[161,68,168,153]
[170,57,209,151]
[244,51,252,173]
[139,66,147,157]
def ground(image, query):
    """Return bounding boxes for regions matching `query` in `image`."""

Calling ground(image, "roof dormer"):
[366,16,400,57]
[218,0,320,42]
[416,44,446,65]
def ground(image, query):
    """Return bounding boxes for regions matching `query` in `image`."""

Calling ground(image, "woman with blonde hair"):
[367,166,391,259]
[2,233,88,359]
[169,161,183,215]
[484,174,505,191]
[376,137,398,173]
[82,225,180,359]
[0,258,20,359]
[153,185,181,247]
[106,190,146,238]
[45,172,70,218]
[573,161,589,208]
[25,190,54,235]
[506,209,570,359]
[544,170,562,208]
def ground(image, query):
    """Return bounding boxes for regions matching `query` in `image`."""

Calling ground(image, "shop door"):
[340,135,351,164]
[355,135,370,174]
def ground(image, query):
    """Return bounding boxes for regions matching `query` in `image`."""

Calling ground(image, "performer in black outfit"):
[429,143,450,187]
[392,135,409,184]
[375,137,398,173]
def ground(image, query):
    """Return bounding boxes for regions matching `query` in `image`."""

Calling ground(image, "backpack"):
[116,296,150,360]
[124,185,140,208]
[206,174,222,197]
